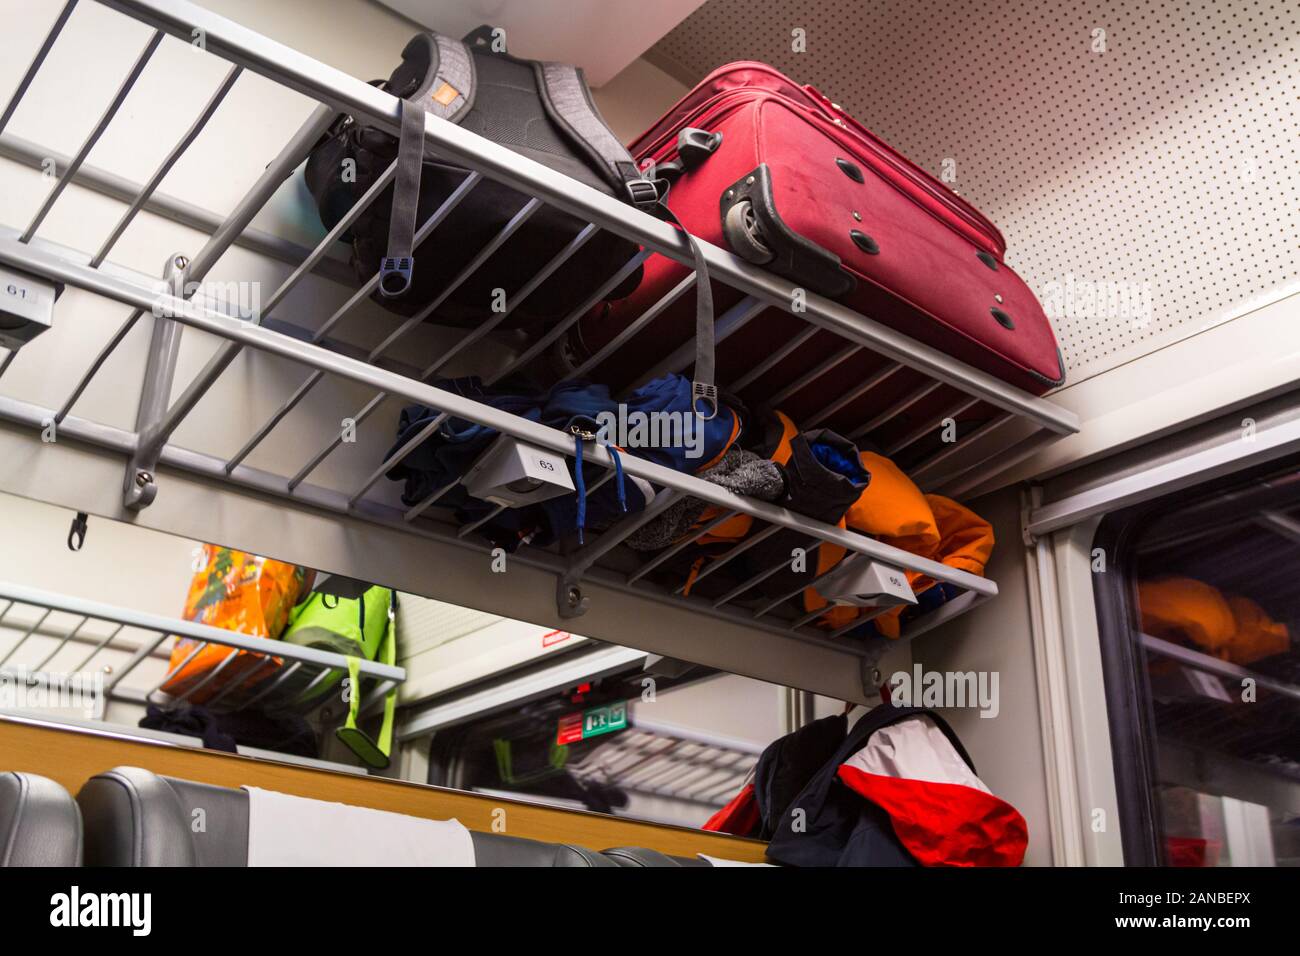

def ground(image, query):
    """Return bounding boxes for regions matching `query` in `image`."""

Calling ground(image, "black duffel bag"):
[304,27,654,328]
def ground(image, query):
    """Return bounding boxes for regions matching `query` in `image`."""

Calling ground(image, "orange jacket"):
[1226,595,1290,664]
[807,481,994,638]
[1139,576,1288,665]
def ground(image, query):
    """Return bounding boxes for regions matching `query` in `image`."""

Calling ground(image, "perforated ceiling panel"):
[647,0,1300,384]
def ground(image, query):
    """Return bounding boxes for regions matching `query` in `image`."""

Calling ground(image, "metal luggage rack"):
[0,579,405,718]
[0,0,1080,689]
[564,719,761,812]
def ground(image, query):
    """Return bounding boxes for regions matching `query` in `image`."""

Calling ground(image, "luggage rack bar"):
[19,31,163,243]
[1142,633,1300,704]
[0,0,1082,697]
[0,0,79,135]
[0,132,357,285]
[0,580,405,717]
[91,66,242,268]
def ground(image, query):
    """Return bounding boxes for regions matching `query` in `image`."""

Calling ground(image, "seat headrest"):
[0,771,83,866]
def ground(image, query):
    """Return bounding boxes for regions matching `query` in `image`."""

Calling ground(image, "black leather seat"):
[602,845,710,867]
[476,832,615,867]
[0,771,83,866]
[76,766,637,867]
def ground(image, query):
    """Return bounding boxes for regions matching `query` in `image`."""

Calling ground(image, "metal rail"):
[1142,633,1300,704]
[0,132,354,285]
[0,386,903,668]
[568,727,759,805]
[21,31,163,244]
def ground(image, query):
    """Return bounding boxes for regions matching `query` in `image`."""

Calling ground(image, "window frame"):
[1092,509,1164,865]
[1091,454,1300,866]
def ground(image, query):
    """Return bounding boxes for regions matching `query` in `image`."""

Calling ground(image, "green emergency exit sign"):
[557,701,628,745]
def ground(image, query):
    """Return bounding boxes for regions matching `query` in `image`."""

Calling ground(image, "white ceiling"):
[375,0,707,86]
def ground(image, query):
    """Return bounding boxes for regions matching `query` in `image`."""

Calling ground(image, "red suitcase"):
[563,63,1064,456]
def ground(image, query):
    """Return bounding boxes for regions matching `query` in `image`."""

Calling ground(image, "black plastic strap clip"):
[379,256,413,298]
[625,178,661,209]
[691,381,719,421]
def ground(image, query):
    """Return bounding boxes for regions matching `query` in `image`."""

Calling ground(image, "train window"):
[1095,457,1300,866]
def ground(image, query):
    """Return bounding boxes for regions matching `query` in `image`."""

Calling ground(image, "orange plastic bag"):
[161,545,314,704]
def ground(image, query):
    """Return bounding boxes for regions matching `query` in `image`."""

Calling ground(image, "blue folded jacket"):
[384,374,743,550]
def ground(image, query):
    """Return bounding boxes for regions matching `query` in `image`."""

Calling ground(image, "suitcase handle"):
[650,128,722,188]
[677,128,723,170]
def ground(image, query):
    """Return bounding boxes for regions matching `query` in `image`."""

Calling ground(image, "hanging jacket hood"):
[758,704,1028,867]
[752,711,848,840]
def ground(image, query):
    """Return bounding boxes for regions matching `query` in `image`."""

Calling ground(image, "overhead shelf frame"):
[0,0,1080,699]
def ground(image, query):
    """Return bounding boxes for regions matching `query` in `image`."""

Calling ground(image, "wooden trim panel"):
[0,716,768,863]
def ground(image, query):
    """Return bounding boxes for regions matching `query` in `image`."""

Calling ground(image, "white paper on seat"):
[698,854,775,867]
[243,786,476,867]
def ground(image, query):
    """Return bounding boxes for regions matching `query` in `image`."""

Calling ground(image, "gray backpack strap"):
[534,62,659,210]
[534,61,716,412]
[380,97,425,297]
[380,33,475,297]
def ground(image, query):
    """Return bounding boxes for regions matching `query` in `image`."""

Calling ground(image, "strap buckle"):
[691,381,719,421]
[625,178,661,209]
[379,256,413,298]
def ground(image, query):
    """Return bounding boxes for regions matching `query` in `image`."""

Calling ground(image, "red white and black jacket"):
[705,704,1028,867]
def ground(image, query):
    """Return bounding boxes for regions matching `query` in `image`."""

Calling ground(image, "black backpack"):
[304,27,653,329]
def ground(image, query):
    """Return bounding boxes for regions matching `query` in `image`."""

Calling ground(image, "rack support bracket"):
[861,655,884,697]
[556,574,590,619]
[123,253,188,511]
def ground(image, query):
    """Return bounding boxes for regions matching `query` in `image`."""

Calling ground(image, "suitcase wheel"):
[722,200,775,265]
[719,164,855,298]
